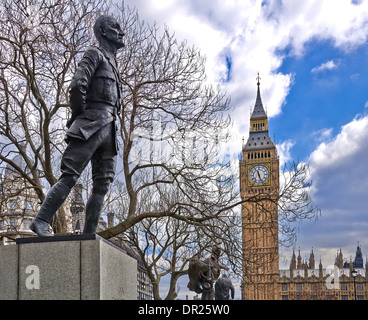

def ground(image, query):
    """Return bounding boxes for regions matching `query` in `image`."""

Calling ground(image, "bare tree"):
[0,1,237,236]
[98,4,236,240]
[278,161,319,246]
[0,1,320,299]
[124,216,206,300]
[109,156,318,299]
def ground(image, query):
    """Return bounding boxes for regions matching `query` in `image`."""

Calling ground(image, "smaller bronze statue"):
[215,274,235,300]
[187,246,226,300]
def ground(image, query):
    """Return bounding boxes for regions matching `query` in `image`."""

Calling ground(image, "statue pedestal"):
[0,234,137,300]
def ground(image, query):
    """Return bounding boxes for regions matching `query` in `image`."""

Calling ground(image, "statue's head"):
[94,15,125,49]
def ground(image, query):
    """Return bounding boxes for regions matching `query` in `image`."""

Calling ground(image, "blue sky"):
[123,0,368,298]
[274,40,368,161]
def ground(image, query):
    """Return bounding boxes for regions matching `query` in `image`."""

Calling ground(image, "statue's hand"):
[66,108,84,128]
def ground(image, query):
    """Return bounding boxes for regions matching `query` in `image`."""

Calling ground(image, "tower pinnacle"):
[251,73,267,120]
[256,72,261,87]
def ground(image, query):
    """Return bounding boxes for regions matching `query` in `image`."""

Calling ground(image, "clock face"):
[249,165,269,185]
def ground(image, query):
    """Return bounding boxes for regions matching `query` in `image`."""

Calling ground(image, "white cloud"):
[151,0,175,10]
[309,115,368,171]
[311,60,338,73]
[120,0,368,283]
[278,115,368,267]
[297,115,368,262]
[277,139,295,164]
[312,128,334,142]
[269,0,368,55]
[123,0,368,161]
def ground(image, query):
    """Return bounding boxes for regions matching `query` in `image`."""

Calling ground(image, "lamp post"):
[351,268,358,300]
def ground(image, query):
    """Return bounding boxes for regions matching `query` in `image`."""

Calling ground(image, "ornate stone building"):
[0,155,40,244]
[279,246,368,300]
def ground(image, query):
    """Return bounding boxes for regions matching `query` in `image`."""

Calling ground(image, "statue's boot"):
[83,192,105,234]
[29,217,53,237]
[30,181,71,236]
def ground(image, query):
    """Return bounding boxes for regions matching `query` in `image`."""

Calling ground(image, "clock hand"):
[256,170,261,180]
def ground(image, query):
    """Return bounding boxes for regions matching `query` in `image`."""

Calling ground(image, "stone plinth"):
[0,234,137,300]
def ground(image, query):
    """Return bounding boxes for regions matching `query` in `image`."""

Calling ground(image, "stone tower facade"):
[240,76,280,300]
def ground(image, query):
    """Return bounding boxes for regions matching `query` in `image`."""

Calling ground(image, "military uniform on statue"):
[30,15,125,236]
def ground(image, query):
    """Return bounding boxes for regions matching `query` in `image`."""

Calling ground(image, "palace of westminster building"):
[0,77,367,300]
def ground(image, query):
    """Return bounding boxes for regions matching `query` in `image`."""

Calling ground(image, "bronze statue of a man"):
[30,15,124,236]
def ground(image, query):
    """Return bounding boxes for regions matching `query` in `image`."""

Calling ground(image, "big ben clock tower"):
[240,75,279,300]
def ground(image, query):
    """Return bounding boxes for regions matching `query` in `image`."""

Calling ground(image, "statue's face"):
[101,17,125,49]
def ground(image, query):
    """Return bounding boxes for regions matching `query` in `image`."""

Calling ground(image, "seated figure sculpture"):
[187,246,223,300]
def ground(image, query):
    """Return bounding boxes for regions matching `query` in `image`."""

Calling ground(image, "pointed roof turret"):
[243,74,275,152]
[290,249,296,271]
[354,243,363,268]
[297,248,302,269]
[309,248,315,269]
[335,248,344,268]
[250,73,267,120]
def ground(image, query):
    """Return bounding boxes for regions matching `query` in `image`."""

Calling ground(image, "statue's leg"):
[83,192,106,234]
[30,181,72,236]
[83,124,116,234]
[30,137,97,236]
